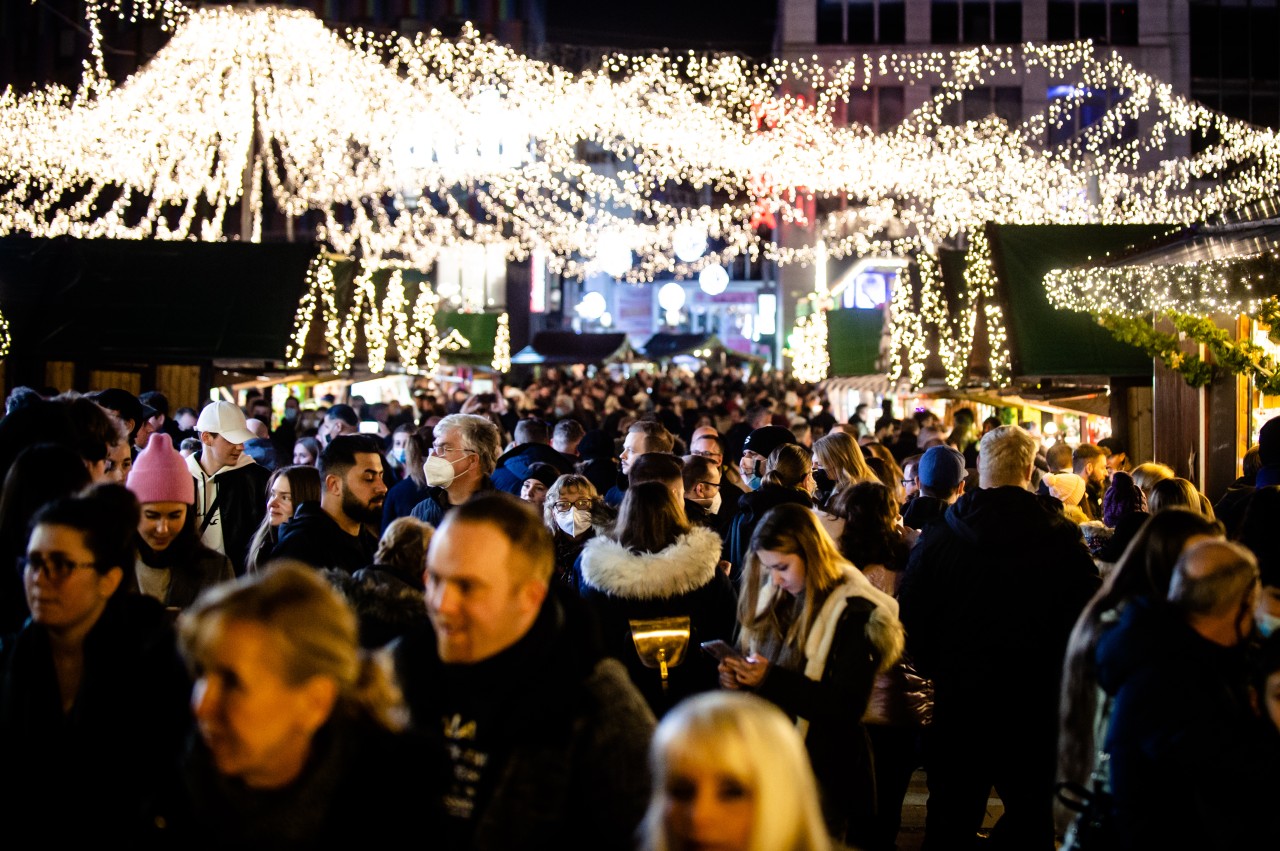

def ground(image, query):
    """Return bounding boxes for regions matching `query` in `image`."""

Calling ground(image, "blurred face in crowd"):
[267,476,294,527]
[662,760,755,851]
[103,440,133,485]
[293,440,317,466]
[191,618,335,789]
[691,436,723,466]
[337,453,387,525]
[425,518,546,664]
[24,523,121,636]
[901,461,920,500]
[139,502,188,552]
[620,431,647,474]
[739,449,765,484]
[757,549,805,597]
[520,478,549,510]
[202,432,243,471]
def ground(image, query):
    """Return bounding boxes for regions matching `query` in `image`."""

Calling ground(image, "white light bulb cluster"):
[7,2,1280,383]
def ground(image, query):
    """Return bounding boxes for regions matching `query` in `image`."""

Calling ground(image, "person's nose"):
[157,517,169,535]
[770,570,786,588]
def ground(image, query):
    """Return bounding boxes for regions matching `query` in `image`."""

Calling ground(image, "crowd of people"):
[0,367,1278,849]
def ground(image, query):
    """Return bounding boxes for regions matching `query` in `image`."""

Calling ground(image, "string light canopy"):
[5,1,1280,379]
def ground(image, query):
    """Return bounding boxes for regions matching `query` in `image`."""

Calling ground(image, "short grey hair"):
[435,414,502,476]
[978,425,1038,489]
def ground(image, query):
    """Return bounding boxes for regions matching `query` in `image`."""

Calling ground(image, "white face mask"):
[555,507,593,537]
[423,454,465,488]
[707,490,722,515]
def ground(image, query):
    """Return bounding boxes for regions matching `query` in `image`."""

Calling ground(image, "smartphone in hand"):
[700,640,746,662]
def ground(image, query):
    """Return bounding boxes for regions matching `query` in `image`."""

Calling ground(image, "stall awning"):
[639,332,765,363]
[827,307,884,377]
[0,236,316,362]
[987,224,1169,379]
[511,332,640,365]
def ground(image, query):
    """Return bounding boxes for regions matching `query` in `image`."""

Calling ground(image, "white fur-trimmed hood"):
[579,526,723,600]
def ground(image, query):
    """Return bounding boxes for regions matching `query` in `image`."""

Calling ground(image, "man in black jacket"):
[186,401,270,575]
[1096,540,1273,850]
[393,494,655,851]
[898,425,1098,851]
[272,434,386,573]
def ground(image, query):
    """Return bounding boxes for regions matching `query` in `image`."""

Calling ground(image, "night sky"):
[543,0,778,56]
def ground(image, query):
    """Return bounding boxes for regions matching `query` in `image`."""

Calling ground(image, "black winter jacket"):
[722,484,814,581]
[0,594,191,844]
[1095,597,1279,850]
[187,451,270,575]
[271,502,378,573]
[898,485,1098,727]
[489,443,569,495]
[392,588,655,851]
[578,526,737,715]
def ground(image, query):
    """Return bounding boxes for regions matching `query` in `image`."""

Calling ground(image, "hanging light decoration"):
[698,264,730,295]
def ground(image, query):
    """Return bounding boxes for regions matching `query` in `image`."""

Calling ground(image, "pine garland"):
[1096,298,1280,394]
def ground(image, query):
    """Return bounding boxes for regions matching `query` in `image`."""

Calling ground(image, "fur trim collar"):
[579,526,722,600]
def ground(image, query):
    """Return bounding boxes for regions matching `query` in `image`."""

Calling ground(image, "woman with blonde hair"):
[1130,461,1174,502]
[1147,476,1213,519]
[639,691,832,851]
[720,503,904,846]
[167,563,429,843]
[811,430,873,505]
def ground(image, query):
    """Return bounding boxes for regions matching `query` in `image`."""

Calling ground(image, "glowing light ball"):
[698,264,729,295]
[673,223,708,262]
[576,291,607,319]
[595,233,633,277]
[658,282,687,312]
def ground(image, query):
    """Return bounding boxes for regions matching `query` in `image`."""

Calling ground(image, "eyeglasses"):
[21,554,97,583]
[553,498,594,512]
[695,480,723,490]
[431,443,474,457]
[902,478,917,486]
[692,449,723,461]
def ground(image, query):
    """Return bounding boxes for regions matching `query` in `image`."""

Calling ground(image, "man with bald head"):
[1097,539,1274,849]
[392,493,655,851]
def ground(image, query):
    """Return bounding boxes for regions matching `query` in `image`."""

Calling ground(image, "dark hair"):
[0,443,93,567]
[55,392,123,464]
[325,404,359,427]
[615,481,690,554]
[1059,509,1224,790]
[447,493,554,583]
[1046,442,1074,472]
[1237,486,1280,588]
[629,453,684,489]
[32,484,140,595]
[139,391,169,417]
[829,481,909,571]
[553,419,585,446]
[246,465,323,573]
[1072,443,1106,469]
[682,454,719,491]
[319,434,385,480]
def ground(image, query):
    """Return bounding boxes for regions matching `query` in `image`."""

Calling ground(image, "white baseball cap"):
[195,401,257,445]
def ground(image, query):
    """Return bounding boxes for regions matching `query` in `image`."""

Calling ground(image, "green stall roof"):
[827,307,884,376]
[988,223,1170,378]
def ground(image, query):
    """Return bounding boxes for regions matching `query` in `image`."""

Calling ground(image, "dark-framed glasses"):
[21,553,97,583]
[553,498,594,512]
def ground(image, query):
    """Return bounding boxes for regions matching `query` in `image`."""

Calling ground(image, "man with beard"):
[272,434,387,572]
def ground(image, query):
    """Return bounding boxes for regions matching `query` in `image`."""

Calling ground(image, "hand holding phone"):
[700,640,745,662]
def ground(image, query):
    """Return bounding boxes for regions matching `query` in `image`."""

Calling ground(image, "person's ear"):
[325,472,343,497]
[97,566,124,599]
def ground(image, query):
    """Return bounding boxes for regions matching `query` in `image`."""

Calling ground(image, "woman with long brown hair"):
[720,502,904,847]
